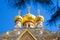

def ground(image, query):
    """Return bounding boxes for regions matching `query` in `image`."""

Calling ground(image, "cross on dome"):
[28,6,30,14]
[18,10,20,16]
[38,9,40,16]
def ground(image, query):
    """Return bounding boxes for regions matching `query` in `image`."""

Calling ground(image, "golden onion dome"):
[35,15,44,22]
[22,13,36,25]
[35,9,44,22]
[14,15,22,22]
[22,7,36,25]
[14,10,23,23]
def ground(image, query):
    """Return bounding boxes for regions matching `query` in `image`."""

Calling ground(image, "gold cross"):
[38,9,40,16]
[28,6,30,14]
[18,10,20,16]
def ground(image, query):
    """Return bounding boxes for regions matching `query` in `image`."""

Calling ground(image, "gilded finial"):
[28,6,30,14]
[18,10,20,16]
[14,9,22,22]
[38,9,40,16]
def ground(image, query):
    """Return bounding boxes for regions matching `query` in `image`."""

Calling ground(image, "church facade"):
[0,7,60,40]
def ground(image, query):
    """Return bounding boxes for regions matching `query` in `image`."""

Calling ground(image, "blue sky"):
[0,0,60,34]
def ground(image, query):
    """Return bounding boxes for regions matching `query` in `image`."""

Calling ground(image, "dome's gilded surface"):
[35,15,44,22]
[22,13,36,25]
[14,15,23,23]
[35,9,44,22]
[14,10,23,23]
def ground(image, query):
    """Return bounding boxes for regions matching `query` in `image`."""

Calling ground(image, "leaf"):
[35,0,53,5]
[47,8,60,26]
[8,0,26,9]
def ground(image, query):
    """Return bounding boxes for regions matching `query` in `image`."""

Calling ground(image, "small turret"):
[14,10,23,31]
[22,7,36,28]
[35,9,44,29]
